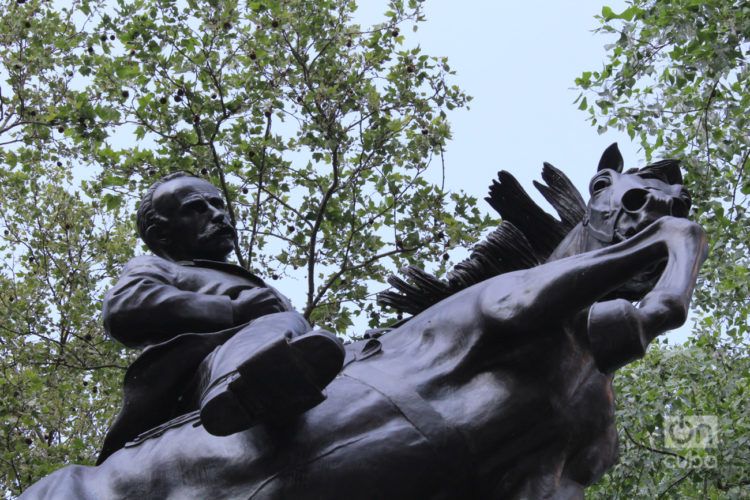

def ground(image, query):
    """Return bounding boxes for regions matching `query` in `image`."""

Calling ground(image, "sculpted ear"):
[597,143,624,172]
[145,224,171,250]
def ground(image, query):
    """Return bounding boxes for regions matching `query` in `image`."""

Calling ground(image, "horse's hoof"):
[587,298,646,373]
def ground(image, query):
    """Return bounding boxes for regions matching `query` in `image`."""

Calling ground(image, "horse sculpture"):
[22,144,707,499]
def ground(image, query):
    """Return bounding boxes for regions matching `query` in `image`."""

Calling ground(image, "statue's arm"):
[103,257,235,349]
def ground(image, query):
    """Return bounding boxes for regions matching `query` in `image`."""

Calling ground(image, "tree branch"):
[304,147,340,320]
[310,245,419,311]
[247,112,273,262]
[657,471,691,499]
[623,426,683,459]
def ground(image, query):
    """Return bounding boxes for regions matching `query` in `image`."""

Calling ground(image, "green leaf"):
[601,6,616,20]
[102,193,123,210]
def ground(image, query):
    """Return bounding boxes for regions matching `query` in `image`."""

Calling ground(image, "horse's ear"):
[597,143,624,172]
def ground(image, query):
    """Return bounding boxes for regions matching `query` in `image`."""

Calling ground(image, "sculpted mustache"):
[205,225,237,238]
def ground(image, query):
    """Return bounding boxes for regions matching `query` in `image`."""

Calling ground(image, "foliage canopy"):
[0,0,489,493]
[578,1,750,497]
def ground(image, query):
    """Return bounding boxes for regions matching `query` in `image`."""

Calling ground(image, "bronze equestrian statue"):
[22,144,707,499]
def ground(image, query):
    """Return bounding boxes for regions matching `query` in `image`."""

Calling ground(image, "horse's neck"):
[375,224,596,388]
[376,286,488,388]
[375,273,600,488]
[546,223,599,262]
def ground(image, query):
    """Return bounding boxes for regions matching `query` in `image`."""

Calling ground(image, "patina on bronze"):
[22,145,708,499]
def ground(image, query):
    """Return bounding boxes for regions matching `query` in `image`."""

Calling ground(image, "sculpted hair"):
[137,172,198,254]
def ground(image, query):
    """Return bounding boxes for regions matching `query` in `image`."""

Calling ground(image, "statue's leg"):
[206,311,311,378]
[196,311,345,436]
[586,217,707,371]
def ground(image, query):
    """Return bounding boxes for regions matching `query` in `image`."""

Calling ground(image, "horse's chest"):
[458,329,617,493]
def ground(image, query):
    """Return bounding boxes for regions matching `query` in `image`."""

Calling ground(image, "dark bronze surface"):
[22,145,708,499]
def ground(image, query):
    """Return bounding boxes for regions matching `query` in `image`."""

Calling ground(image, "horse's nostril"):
[622,188,649,212]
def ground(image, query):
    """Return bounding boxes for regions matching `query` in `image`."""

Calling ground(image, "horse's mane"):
[377,163,586,316]
[377,156,683,317]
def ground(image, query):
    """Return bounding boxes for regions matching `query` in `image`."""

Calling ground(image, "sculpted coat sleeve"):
[103,256,235,349]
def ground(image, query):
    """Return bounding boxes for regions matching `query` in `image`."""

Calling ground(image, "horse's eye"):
[680,189,692,208]
[671,197,690,218]
[590,176,611,194]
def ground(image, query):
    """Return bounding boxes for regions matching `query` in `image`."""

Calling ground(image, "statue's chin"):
[196,234,235,261]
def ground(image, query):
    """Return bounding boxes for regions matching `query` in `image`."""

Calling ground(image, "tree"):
[577,1,750,497]
[1,1,136,491]
[0,0,488,494]
[84,0,491,329]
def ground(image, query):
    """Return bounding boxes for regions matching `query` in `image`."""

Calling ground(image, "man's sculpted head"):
[137,173,236,262]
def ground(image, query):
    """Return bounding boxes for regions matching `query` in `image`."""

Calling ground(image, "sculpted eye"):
[183,200,207,213]
[590,175,612,194]
[671,197,689,218]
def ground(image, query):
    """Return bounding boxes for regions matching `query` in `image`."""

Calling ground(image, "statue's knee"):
[240,311,310,338]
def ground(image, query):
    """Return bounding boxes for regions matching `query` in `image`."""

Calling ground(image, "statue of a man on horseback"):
[96,172,345,463]
[23,144,708,499]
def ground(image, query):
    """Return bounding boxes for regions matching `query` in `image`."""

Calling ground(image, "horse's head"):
[568,144,691,298]
[583,143,691,248]
[379,143,693,314]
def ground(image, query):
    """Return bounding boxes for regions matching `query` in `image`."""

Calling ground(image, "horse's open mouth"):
[633,259,667,284]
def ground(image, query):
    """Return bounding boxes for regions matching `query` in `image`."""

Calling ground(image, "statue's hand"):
[232,288,287,324]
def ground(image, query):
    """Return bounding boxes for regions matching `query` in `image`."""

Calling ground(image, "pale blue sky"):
[355,0,638,196]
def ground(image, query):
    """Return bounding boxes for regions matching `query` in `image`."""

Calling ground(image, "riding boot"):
[199,313,345,436]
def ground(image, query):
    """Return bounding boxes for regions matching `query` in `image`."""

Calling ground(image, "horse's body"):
[23,271,617,499]
[22,149,707,499]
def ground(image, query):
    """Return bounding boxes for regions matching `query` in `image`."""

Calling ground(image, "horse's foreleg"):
[481,217,707,372]
[588,218,707,371]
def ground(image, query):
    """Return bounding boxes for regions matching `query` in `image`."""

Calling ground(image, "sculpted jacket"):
[97,255,292,464]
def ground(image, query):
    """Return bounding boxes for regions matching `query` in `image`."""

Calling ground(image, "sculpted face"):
[151,176,236,262]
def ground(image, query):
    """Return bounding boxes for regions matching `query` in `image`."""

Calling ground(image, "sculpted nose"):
[209,205,228,223]
[622,189,688,218]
